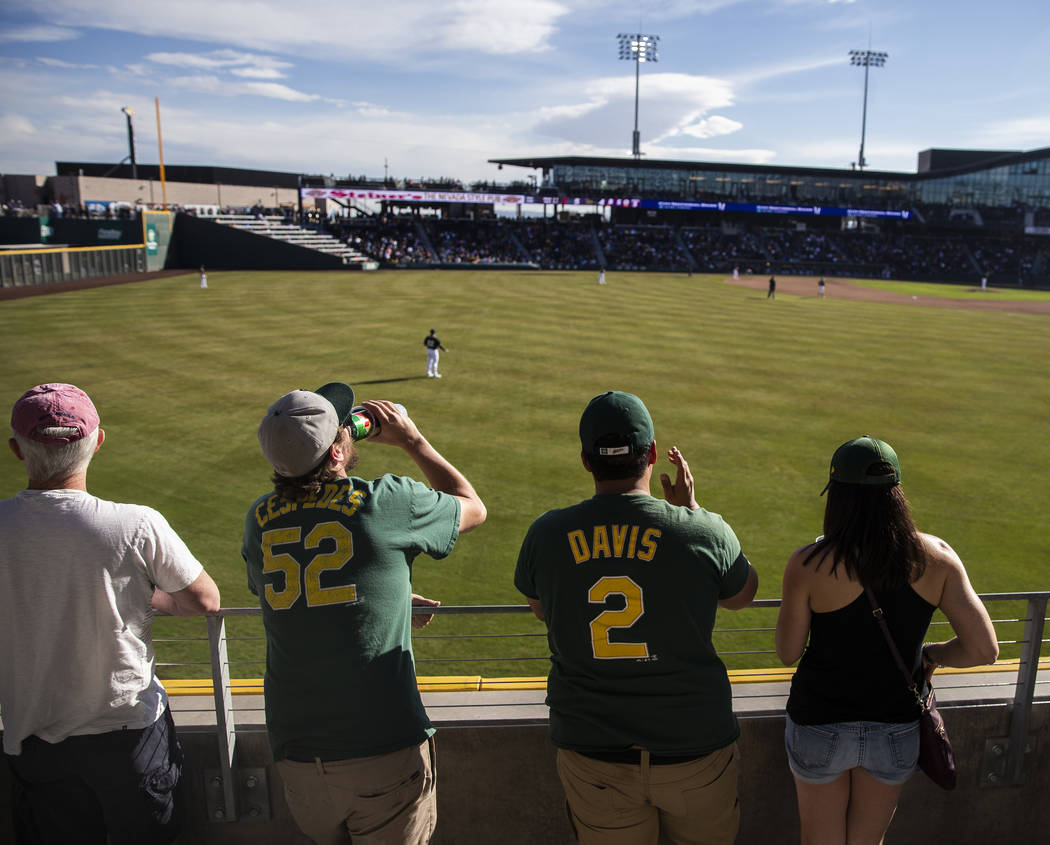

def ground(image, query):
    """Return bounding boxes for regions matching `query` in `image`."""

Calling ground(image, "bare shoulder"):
[782,543,826,593]
[912,533,962,606]
[784,543,817,576]
[919,532,964,571]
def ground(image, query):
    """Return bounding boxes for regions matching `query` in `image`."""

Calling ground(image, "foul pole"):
[155,98,168,209]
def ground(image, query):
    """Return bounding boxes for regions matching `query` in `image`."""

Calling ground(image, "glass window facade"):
[495,149,1050,211]
[549,162,910,208]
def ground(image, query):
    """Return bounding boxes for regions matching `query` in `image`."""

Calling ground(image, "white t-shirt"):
[0,489,203,754]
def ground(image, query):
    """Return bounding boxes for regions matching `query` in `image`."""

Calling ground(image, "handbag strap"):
[863,587,928,711]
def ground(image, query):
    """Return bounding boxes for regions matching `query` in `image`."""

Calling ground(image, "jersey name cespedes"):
[253,483,368,528]
[566,524,661,564]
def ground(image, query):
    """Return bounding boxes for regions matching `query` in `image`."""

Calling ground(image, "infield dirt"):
[725,274,1050,315]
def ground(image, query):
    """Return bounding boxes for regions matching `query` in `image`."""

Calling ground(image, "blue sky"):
[0,0,1047,185]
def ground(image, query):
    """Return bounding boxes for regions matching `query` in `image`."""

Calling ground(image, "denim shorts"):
[784,714,919,785]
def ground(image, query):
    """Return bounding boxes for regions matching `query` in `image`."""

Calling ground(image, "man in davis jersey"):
[515,391,758,845]
[244,383,486,845]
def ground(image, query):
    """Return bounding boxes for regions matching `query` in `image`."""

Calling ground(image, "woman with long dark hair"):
[776,436,998,845]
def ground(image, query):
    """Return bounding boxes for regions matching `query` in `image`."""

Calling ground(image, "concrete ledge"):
[5,673,1047,844]
[155,697,1050,845]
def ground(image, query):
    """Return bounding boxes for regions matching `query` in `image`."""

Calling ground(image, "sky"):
[0,0,1047,186]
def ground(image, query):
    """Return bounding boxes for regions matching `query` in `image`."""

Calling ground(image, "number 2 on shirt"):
[588,576,649,659]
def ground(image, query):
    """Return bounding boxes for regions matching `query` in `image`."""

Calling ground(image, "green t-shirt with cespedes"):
[243,474,460,761]
[515,492,749,755]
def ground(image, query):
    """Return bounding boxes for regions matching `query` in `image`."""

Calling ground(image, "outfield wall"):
[0,243,145,287]
[168,212,346,270]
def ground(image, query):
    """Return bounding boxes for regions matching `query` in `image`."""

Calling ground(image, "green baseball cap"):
[579,391,654,456]
[821,435,901,494]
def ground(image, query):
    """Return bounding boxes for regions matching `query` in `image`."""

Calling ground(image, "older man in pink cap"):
[1,383,220,844]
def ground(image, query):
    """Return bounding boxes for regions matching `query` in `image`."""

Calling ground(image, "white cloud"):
[26,0,568,61]
[0,24,79,42]
[581,0,747,17]
[37,56,98,69]
[976,116,1050,147]
[675,115,743,140]
[169,74,321,102]
[534,72,736,148]
[0,114,36,136]
[730,54,846,87]
[644,142,777,164]
[146,49,292,75]
[230,67,286,80]
[238,82,320,102]
[433,0,566,54]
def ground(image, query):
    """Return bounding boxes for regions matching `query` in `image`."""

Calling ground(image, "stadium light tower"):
[121,106,137,179]
[849,49,887,171]
[618,33,659,159]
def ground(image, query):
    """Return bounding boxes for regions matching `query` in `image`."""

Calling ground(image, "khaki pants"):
[275,737,436,845]
[556,743,740,845]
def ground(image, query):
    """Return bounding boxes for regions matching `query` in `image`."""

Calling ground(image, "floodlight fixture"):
[618,33,659,159]
[849,49,887,171]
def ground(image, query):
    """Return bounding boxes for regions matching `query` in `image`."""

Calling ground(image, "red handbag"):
[865,588,957,790]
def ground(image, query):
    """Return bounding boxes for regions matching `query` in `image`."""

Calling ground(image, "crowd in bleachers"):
[336,218,434,265]
[321,213,1050,284]
[681,227,765,271]
[429,220,523,264]
[515,221,597,269]
[598,225,686,270]
[5,192,1049,283]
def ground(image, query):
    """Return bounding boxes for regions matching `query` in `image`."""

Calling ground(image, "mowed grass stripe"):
[2,269,1047,676]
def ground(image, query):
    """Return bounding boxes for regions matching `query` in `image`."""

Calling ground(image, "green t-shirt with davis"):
[243,474,460,761]
[515,492,749,755]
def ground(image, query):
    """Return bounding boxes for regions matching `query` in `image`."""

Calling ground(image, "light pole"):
[849,49,887,171]
[121,106,137,179]
[617,33,659,159]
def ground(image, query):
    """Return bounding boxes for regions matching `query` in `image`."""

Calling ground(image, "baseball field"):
[2,269,1048,679]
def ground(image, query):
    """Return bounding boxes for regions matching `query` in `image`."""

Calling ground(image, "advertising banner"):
[299,187,910,219]
[301,187,525,205]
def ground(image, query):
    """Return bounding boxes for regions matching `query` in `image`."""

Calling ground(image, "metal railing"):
[0,244,146,287]
[160,592,1047,821]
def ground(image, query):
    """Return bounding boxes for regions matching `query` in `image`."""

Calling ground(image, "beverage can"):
[347,404,407,441]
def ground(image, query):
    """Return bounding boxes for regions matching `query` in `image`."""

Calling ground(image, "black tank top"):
[786,585,935,725]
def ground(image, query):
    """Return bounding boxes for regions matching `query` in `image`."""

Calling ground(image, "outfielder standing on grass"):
[423,329,446,378]
[244,382,486,844]
[0,383,220,844]
[515,390,758,845]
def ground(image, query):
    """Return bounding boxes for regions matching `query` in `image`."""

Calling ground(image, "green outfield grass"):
[853,278,1050,300]
[2,269,1048,677]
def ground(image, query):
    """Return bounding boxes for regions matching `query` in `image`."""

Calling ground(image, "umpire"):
[244,382,486,844]
[515,391,758,845]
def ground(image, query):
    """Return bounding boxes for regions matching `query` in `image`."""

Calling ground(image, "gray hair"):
[12,427,100,482]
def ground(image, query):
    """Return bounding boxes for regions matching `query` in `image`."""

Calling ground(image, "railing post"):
[206,613,238,821]
[1006,595,1046,784]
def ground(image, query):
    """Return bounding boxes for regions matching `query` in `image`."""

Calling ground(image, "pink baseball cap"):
[11,383,100,444]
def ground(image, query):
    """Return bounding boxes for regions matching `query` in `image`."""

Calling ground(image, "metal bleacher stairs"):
[214,214,378,269]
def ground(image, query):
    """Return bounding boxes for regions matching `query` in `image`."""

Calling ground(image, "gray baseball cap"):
[257,382,355,477]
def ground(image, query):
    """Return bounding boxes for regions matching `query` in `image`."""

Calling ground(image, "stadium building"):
[3,146,1050,284]
[488,147,1050,232]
